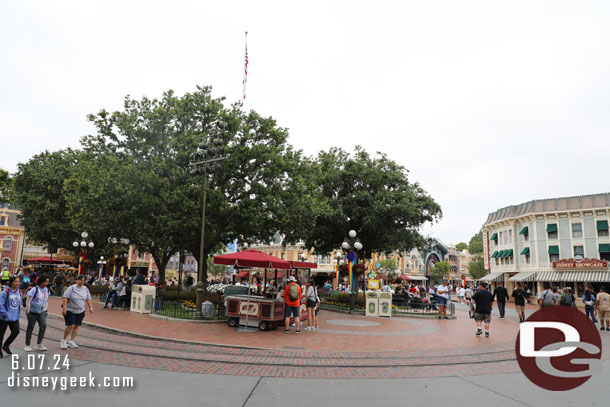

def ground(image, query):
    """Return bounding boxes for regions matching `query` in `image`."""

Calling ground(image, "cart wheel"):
[259,320,270,331]
[228,317,239,327]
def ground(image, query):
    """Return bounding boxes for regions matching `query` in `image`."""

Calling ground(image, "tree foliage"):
[68,86,312,286]
[0,169,12,205]
[12,150,83,254]
[378,258,398,271]
[303,147,442,258]
[456,242,467,252]
[468,255,486,280]
[468,231,483,254]
[429,261,451,282]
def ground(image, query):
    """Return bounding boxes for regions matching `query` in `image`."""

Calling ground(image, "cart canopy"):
[214,249,290,269]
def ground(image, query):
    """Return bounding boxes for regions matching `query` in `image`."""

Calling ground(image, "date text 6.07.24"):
[11,354,70,371]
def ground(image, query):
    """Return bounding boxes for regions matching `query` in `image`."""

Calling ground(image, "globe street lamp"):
[73,231,94,276]
[341,230,363,313]
[189,120,229,318]
[97,256,107,281]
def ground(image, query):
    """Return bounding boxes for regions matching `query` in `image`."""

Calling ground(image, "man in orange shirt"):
[283,276,302,334]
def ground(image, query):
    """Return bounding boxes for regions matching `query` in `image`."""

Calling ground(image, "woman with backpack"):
[24,275,50,352]
[0,276,22,358]
[582,289,597,323]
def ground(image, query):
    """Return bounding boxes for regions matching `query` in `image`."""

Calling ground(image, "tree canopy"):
[0,169,12,205]
[468,255,486,280]
[468,231,483,254]
[302,147,442,258]
[429,261,451,282]
[456,242,467,252]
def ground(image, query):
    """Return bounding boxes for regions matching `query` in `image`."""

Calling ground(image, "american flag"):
[242,32,248,101]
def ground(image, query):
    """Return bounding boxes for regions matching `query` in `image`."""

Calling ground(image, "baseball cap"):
[289,276,296,282]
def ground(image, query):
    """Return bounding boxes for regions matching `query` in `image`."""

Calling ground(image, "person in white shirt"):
[458,287,466,304]
[436,281,450,319]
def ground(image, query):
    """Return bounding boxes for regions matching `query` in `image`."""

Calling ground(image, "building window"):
[508,230,512,243]
[495,258,499,266]
[4,236,12,251]
[549,253,560,262]
[524,233,529,242]
[281,253,285,260]
[0,217,5,226]
[547,224,558,240]
[574,246,584,258]
[525,255,530,264]
[572,223,583,238]
[1,258,8,269]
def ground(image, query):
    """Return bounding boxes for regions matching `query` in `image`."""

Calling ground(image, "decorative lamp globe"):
[348,230,357,238]
[72,241,79,248]
[81,232,88,239]
[354,241,363,250]
[88,242,95,248]
[341,241,350,250]
[80,241,87,247]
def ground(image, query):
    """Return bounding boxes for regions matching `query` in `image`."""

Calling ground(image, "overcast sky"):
[2,1,610,245]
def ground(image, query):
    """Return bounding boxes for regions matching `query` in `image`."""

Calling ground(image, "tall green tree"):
[379,258,398,271]
[72,86,314,286]
[12,150,83,255]
[456,242,467,251]
[468,255,486,280]
[302,147,442,258]
[429,261,451,282]
[0,169,12,205]
[468,231,483,254]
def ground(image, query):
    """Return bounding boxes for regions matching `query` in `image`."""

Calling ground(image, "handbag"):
[30,287,44,314]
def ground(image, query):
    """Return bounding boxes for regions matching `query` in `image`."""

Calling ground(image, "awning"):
[491,251,499,258]
[546,224,557,232]
[597,220,609,230]
[480,272,504,282]
[490,233,498,240]
[520,247,530,255]
[548,246,559,255]
[519,227,529,235]
[599,244,610,253]
[496,250,505,258]
[536,270,610,282]
[505,249,514,257]
[508,271,537,282]
[309,269,334,274]
[404,275,428,281]
[290,261,318,269]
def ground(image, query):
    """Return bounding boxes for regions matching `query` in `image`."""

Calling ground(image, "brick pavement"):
[17,296,606,379]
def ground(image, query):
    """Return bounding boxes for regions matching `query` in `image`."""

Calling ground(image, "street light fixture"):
[341,230,363,313]
[73,231,94,276]
[189,120,230,318]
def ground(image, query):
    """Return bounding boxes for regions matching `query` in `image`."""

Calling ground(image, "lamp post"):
[189,120,229,318]
[72,231,94,276]
[97,256,107,281]
[342,229,363,313]
[107,237,130,278]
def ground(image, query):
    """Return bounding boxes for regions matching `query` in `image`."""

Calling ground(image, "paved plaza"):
[1,298,609,406]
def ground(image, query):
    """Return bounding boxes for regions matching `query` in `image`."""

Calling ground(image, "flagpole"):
[242,31,248,105]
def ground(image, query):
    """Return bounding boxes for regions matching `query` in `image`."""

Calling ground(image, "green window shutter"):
[548,246,559,255]
[597,220,609,230]
[519,226,529,235]
[507,249,513,257]
[490,233,498,240]
[491,251,498,258]
[546,224,557,232]
[520,247,530,255]
[599,243,610,253]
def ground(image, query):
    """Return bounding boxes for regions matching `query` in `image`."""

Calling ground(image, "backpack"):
[23,275,30,284]
[559,293,572,307]
[288,283,299,302]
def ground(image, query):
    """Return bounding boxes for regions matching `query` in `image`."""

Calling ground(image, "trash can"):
[365,291,379,317]
[130,285,157,314]
[379,292,392,317]
[201,301,215,318]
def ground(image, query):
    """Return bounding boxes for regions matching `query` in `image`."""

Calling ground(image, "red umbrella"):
[213,249,290,269]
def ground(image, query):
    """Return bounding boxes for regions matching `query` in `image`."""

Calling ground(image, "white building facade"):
[481,193,610,302]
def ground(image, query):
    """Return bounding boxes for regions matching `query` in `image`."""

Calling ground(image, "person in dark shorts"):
[472,282,494,337]
[283,276,302,334]
[61,275,93,349]
[512,283,528,323]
